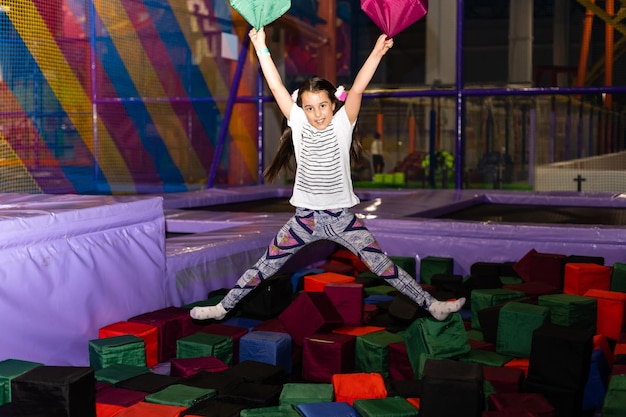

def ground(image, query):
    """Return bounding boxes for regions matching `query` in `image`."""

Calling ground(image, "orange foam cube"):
[563,263,611,295]
[304,271,355,292]
[584,289,626,340]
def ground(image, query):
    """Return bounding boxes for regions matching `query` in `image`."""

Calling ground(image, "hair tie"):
[291,85,347,103]
[335,86,347,101]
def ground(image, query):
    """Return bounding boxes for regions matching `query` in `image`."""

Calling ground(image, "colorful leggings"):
[220,207,436,310]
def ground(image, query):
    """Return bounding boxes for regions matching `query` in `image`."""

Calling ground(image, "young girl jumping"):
[190,27,465,322]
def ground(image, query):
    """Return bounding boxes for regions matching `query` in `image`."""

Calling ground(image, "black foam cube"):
[11,366,95,417]
[419,358,483,417]
[527,322,593,390]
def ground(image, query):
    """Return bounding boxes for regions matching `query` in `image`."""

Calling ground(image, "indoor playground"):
[0,0,626,416]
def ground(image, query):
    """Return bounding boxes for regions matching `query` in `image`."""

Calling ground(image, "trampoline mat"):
[187,198,626,226]
[436,203,626,226]
[189,198,295,213]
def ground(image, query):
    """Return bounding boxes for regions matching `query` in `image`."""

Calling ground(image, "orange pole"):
[409,116,415,153]
[316,0,336,84]
[435,100,440,149]
[377,113,383,140]
[605,0,614,109]
[576,1,594,87]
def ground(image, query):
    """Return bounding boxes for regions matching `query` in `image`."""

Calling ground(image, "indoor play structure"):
[0,1,626,416]
[0,0,624,194]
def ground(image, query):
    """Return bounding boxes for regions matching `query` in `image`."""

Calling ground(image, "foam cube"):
[302,333,356,383]
[496,302,550,358]
[128,306,191,363]
[199,323,248,364]
[144,383,216,407]
[324,282,364,326]
[355,330,405,378]
[239,273,294,319]
[471,288,525,330]
[115,372,181,394]
[304,272,355,292]
[611,262,626,293]
[318,261,355,277]
[278,292,343,345]
[99,321,159,368]
[482,365,525,393]
[526,323,594,391]
[387,341,414,381]
[241,404,302,416]
[419,358,483,417]
[11,366,96,417]
[95,386,147,407]
[353,396,419,416]
[0,359,43,404]
[420,256,454,285]
[389,255,417,279]
[169,356,229,378]
[563,263,611,296]
[602,375,626,417]
[404,314,471,376]
[278,383,334,406]
[537,293,597,332]
[94,364,150,385]
[513,249,565,289]
[89,335,147,370]
[224,360,286,385]
[176,332,233,365]
[332,372,387,406]
[239,331,292,374]
[487,392,555,416]
[297,401,360,417]
[330,248,369,275]
[112,401,186,416]
[583,289,626,340]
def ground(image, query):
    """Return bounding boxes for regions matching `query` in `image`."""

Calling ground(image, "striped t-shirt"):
[288,105,360,210]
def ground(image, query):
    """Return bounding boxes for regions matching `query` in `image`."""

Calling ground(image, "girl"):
[190,27,465,322]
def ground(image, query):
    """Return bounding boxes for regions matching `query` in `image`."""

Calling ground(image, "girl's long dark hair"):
[263,77,363,183]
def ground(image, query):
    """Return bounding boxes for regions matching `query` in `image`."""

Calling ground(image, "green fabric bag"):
[611,262,626,293]
[499,276,524,285]
[419,256,454,285]
[176,332,233,365]
[0,359,43,404]
[602,375,626,417]
[278,383,334,405]
[240,405,301,417]
[404,313,470,376]
[483,380,496,410]
[538,293,597,332]
[496,301,550,358]
[459,349,513,367]
[355,330,405,378]
[88,334,146,370]
[415,353,438,380]
[466,329,484,341]
[390,256,417,279]
[0,380,5,406]
[145,384,216,407]
[94,363,150,384]
[470,288,525,330]
[353,396,419,417]
[364,284,397,296]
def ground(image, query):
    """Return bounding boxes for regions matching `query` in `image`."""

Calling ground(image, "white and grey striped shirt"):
[288,105,360,210]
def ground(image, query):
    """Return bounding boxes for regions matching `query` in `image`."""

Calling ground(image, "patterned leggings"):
[220,207,436,310]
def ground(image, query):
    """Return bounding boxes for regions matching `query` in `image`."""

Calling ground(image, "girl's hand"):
[249,27,267,52]
[373,34,393,57]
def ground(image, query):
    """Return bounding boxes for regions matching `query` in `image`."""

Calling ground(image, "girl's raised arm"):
[249,27,293,119]
[344,34,393,124]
